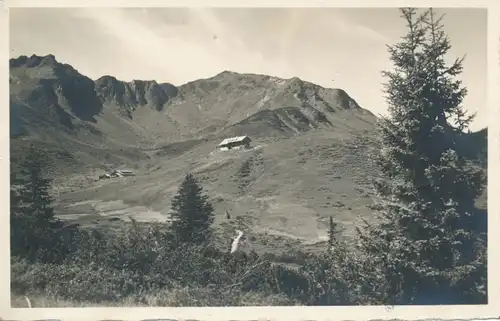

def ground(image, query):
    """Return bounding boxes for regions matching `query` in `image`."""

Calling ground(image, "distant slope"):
[462,127,488,167]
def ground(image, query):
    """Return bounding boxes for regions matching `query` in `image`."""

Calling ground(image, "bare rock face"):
[127,79,170,111]
[10,54,103,130]
[94,76,130,105]
[94,76,178,115]
[10,54,58,68]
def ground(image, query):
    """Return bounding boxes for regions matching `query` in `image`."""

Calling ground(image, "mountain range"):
[9,54,487,253]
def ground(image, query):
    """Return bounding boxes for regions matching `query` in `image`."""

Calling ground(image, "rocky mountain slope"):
[11,55,373,139]
[10,54,487,254]
[10,54,376,172]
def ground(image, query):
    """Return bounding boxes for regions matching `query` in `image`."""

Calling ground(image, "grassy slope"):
[50,127,381,253]
[50,124,487,256]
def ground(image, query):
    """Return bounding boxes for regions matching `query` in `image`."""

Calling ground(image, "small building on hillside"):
[97,169,135,180]
[217,136,252,151]
[111,169,135,177]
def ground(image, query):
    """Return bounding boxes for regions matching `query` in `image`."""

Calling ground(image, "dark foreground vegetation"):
[10,8,487,307]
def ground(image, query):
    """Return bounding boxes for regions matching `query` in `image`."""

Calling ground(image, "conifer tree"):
[327,216,340,249]
[170,173,215,245]
[10,144,60,260]
[357,8,486,304]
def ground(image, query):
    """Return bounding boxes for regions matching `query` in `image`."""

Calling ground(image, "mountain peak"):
[96,75,119,83]
[10,54,84,81]
[210,70,273,80]
[209,70,244,80]
[288,76,302,82]
[10,54,58,68]
[219,70,237,75]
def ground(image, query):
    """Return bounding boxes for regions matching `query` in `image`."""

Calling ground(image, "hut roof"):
[218,135,251,146]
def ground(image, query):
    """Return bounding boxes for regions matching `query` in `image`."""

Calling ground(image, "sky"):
[9,7,488,130]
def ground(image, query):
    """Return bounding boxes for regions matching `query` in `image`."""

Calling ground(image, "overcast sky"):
[9,7,487,130]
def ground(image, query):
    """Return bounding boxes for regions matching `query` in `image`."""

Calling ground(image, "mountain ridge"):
[10,54,377,147]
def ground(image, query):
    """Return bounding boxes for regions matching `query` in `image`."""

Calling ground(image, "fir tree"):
[357,8,486,304]
[170,173,215,245]
[236,157,254,192]
[10,144,60,260]
[327,216,341,249]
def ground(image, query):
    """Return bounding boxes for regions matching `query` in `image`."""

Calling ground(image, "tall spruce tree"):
[170,173,215,245]
[10,144,60,260]
[357,8,486,304]
[327,216,341,249]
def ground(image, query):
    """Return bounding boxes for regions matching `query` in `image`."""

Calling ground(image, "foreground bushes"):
[11,215,486,306]
[11,219,376,306]
[11,256,298,306]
